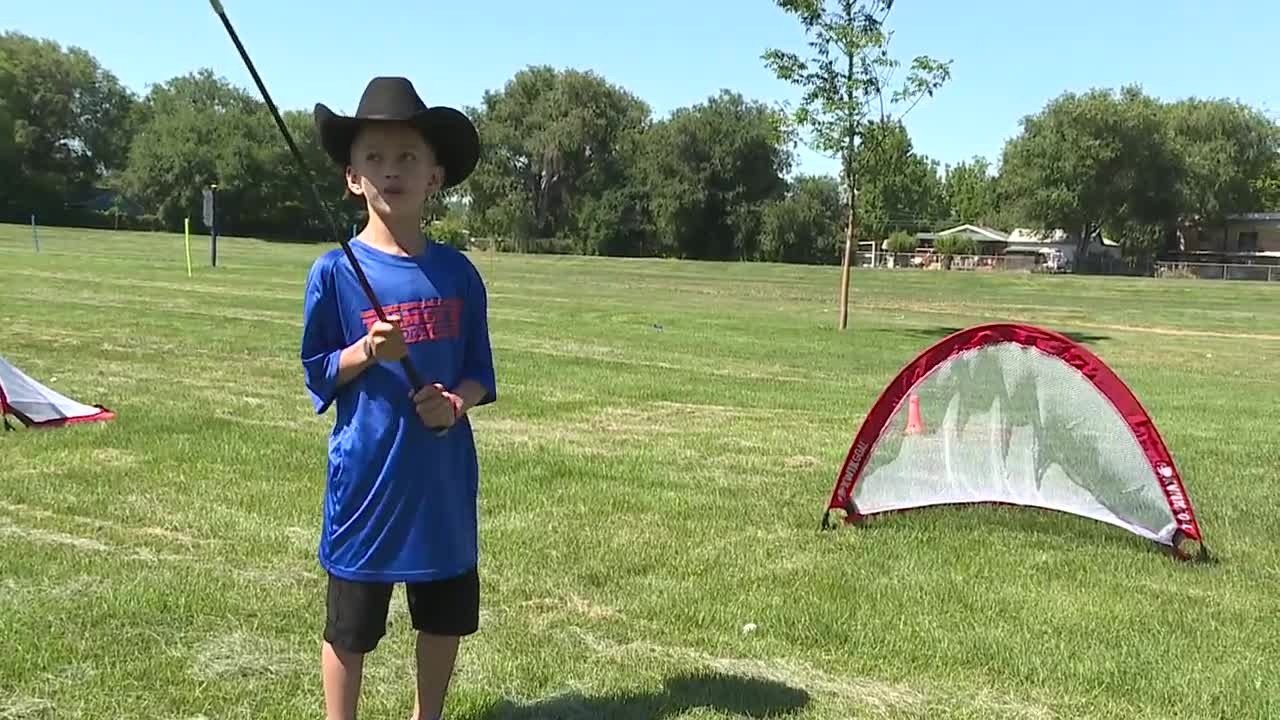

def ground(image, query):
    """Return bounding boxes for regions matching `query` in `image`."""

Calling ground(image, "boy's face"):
[345,122,443,220]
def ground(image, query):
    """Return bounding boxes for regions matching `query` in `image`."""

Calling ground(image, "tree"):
[942,156,999,227]
[464,65,651,251]
[883,230,917,253]
[0,32,136,221]
[639,90,792,260]
[763,0,951,330]
[998,85,1183,264]
[568,123,655,257]
[932,234,976,270]
[0,88,17,200]
[1257,171,1280,212]
[1164,97,1280,225]
[759,174,845,263]
[855,118,947,240]
[259,108,365,241]
[121,70,282,235]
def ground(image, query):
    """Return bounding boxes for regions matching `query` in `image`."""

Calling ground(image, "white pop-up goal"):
[823,323,1207,561]
[1,355,115,430]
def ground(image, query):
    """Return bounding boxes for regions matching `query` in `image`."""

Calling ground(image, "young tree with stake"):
[763,0,951,330]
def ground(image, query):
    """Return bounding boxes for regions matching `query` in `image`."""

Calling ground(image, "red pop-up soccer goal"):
[1,355,115,430]
[823,323,1207,560]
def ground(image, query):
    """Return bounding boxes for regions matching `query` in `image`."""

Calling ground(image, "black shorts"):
[323,567,480,654]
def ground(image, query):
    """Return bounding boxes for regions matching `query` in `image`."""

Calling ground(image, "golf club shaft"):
[208,0,426,393]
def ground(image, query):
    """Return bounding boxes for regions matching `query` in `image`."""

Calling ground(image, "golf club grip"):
[208,2,437,409]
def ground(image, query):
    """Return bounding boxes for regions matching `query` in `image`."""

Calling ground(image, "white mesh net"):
[852,341,1179,543]
[0,355,107,425]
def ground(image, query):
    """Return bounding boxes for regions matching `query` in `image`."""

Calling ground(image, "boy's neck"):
[359,212,426,256]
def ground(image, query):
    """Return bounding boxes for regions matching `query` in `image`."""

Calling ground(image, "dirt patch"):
[232,566,322,587]
[0,501,202,545]
[649,400,789,421]
[523,593,625,623]
[869,301,1280,343]
[1090,322,1280,342]
[496,339,814,383]
[0,520,112,552]
[91,448,139,468]
[189,631,305,681]
[0,575,105,605]
[783,455,821,469]
[476,409,678,451]
[0,695,56,719]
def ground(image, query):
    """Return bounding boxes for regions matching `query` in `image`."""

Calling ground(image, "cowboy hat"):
[313,76,480,189]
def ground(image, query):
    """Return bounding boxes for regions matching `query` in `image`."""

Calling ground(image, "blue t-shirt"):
[299,238,496,584]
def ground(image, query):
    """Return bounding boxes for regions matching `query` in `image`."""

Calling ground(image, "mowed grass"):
[1,223,1277,719]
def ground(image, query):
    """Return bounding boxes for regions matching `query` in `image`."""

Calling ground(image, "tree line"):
[3,29,1278,266]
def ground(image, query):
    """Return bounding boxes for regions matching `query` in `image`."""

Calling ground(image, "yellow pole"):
[184,217,193,278]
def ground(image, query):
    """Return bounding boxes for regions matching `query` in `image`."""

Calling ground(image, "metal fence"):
[1153,262,1280,282]
[857,252,1280,282]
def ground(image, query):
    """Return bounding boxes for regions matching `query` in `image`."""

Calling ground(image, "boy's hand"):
[412,383,463,430]
[366,314,407,362]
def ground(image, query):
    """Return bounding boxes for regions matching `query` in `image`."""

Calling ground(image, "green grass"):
[1,223,1277,719]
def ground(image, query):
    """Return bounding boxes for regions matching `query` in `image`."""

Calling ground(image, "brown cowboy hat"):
[313,76,479,189]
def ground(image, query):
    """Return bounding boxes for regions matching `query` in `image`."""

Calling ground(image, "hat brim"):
[314,103,480,189]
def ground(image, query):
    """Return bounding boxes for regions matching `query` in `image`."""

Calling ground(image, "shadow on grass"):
[480,670,811,719]
[882,326,1110,346]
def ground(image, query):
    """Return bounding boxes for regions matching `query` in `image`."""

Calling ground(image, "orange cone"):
[905,394,925,435]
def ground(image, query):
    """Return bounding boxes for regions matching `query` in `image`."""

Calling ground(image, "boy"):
[300,76,495,720]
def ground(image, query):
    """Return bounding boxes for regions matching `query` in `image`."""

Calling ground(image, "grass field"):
[2,223,1277,719]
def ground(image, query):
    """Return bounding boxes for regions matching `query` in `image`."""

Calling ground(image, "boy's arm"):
[457,262,498,411]
[335,334,376,388]
[301,258,345,414]
[334,317,410,388]
[450,378,492,414]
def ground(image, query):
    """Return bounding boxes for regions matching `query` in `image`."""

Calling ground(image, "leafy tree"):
[426,214,469,250]
[464,65,650,250]
[0,92,17,199]
[933,234,976,256]
[120,69,271,233]
[759,174,845,263]
[763,0,951,329]
[571,182,655,256]
[998,85,1182,264]
[942,156,999,227]
[1256,171,1280,211]
[855,118,947,240]
[640,90,792,260]
[1164,97,1280,225]
[0,32,137,220]
[260,108,365,241]
[884,230,917,253]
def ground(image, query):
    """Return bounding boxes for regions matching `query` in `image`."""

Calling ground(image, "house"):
[910,224,1009,253]
[886,224,1009,270]
[1178,213,1280,260]
[1004,228,1121,272]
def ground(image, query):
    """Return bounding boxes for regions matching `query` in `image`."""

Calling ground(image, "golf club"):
[208,0,455,433]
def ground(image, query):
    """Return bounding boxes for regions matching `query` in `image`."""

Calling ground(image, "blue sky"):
[7,0,1278,178]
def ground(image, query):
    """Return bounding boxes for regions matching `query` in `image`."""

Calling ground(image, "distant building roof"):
[914,224,1008,243]
[1007,227,1120,247]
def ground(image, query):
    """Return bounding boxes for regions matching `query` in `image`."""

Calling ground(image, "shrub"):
[934,235,978,256]
[884,231,918,254]
[426,215,470,250]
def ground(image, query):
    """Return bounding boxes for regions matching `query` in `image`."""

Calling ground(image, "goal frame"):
[822,323,1208,561]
